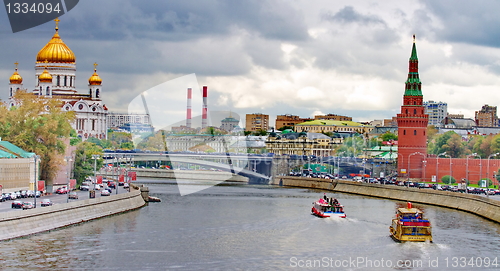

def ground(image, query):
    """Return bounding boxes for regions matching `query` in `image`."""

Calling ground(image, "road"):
[0,185,130,213]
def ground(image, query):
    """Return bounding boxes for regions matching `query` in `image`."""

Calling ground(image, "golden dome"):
[88,63,102,85]
[10,62,22,84]
[36,18,75,64]
[39,68,53,83]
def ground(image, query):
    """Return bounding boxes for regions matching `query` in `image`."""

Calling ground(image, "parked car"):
[22,202,34,210]
[56,187,68,194]
[11,200,23,209]
[101,189,110,196]
[68,192,79,199]
[40,199,52,207]
[26,190,34,197]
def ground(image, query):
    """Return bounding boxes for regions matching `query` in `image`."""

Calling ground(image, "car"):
[56,187,68,194]
[80,185,90,191]
[22,202,34,210]
[11,200,23,209]
[108,181,116,189]
[101,190,110,196]
[68,192,79,199]
[40,199,52,207]
[123,183,130,189]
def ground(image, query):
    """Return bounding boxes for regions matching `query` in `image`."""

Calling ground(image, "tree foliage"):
[0,91,75,182]
[441,175,456,184]
[381,132,397,142]
[73,141,103,184]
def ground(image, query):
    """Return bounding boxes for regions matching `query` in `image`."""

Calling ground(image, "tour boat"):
[311,197,346,218]
[389,202,432,242]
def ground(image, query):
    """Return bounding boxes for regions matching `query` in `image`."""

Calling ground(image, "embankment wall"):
[274,177,500,223]
[0,188,146,241]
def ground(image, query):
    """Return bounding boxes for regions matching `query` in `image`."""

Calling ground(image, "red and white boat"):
[311,197,346,218]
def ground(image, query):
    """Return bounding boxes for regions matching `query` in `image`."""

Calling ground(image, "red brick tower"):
[397,35,429,180]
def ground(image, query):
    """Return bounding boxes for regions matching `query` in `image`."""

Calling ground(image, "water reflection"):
[0,180,499,270]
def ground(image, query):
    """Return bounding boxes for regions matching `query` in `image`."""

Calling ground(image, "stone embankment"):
[274,177,500,223]
[0,186,146,241]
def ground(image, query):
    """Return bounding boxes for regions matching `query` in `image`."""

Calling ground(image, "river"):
[1,178,500,270]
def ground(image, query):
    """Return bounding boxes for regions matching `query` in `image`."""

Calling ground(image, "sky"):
[2,0,500,129]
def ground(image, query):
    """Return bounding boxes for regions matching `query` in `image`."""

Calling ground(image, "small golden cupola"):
[39,61,53,83]
[9,62,23,84]
[88,63,102,85]
[36,18,76,64]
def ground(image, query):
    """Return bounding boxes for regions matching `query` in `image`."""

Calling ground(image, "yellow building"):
[266,132,341,157]
[295,120,373,135]
[0,141,39,193]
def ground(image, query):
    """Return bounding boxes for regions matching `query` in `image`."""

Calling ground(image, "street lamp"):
[92,154,100,196]
[437,152,448,183]
[466,153,479,183]
[487,153,499,188]
[64,156,72,203]
[408,152,425,184]
[32,155,41,208]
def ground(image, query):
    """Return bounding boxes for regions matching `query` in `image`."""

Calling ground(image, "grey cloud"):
[61,0,309,42]
[322,6,386,26]
[421,0,500,48]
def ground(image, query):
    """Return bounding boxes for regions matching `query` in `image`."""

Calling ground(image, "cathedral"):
[8,18,108,140]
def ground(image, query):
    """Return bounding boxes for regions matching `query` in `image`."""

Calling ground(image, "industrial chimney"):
[202,86,208,129]
[186,87,192,128]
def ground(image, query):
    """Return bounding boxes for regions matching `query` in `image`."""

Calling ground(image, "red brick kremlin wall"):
[409,157,500,184]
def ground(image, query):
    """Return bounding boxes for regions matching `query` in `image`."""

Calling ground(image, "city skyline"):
[2,1,500,127]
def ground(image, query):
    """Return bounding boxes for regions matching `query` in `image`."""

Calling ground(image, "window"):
[64,76,67,86]
[46,86,50,95]
[57,76,60,86]
[403,130,406,135]
[414,130,417,135]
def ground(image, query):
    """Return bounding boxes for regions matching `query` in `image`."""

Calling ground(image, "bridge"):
[103,153,272,183]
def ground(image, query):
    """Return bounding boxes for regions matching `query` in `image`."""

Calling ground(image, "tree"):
[441,175,456,184]
[381,132,398,142]
[253,129,267,136]
[73,141,103,184]
[430,131,465,157]
[0,91,75,183]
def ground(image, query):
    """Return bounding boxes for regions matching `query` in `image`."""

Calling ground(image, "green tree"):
[381,132,398,142]
[244,131,252,136]
[441,175,456,184]
[253,129,267,136]
[0,91,75,183]
[73,141,103,184]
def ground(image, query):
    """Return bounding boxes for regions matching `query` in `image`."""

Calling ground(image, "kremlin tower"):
[397,35,429,180]
[8,18,108,140]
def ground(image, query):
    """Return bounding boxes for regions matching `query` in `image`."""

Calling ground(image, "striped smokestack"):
[202,86,208,129]
[186,87,192,128]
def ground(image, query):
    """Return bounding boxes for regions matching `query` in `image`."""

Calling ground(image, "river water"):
[2,178,500,270]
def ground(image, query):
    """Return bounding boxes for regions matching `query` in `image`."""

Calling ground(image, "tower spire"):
[405,35,421,96]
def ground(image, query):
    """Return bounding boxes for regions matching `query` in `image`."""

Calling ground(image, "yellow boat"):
[389,202,432,242]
